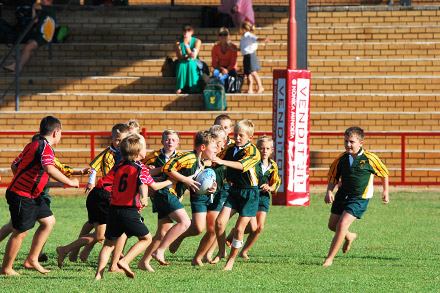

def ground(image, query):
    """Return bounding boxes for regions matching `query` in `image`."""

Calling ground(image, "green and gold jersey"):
[54,157,74,177]
[162,150,203,198]
[89,146,116,176]
[256,158,281,196]
[328,148,388,199]
[218,142,261,187]
[142,149,182,181]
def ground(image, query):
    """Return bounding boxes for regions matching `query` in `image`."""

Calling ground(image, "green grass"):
[0,192,439,292]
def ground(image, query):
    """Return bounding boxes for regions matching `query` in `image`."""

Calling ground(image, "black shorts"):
[243,53,261,75]
[86,187,111,225]
[6,190,53,232]
[105,205,150,241]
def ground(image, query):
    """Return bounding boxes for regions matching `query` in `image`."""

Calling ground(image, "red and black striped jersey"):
[8,138,55,198]
[110,160,154,208]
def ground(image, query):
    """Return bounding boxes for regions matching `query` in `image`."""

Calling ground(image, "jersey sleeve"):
[240,144,261,172]
[269,162,281,193]
[365,151,389,178]
[139,163,154,185]
[142,150,159,166]
[327,152,345,185]
[54,157,73,177]
[41,142,55,167]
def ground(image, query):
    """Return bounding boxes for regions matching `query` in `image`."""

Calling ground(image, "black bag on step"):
[225,73,244,93]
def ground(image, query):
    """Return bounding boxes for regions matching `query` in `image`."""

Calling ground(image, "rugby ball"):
[194,168,216,195]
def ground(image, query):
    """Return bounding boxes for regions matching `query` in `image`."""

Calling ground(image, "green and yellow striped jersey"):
[328,148,388,199]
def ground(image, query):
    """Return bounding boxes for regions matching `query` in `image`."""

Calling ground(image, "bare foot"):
[176,89,182,94]
[222,258,235,271]
[0,268,20,276]
[79,245,93,262]
[247,89,254,94]
[117,260,135,279]
[3,65,15,74]
[191,257,204,267]
[322,259,333,267]
[23,258,50,274]
[108,265,124,273]
[343,233,357,253]
[202,256,211,263]
[94,273,103,280]
[152,251,169,266]
[68,250,79,262]
[238,252,249,259]
[256,88,264,94]
[137,261,155,272]
[209,252,227,265]
[56,246,68,268]
[169,239,181,254]
[38,253,48,263]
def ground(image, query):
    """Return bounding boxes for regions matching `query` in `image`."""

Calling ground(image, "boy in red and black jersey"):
[0,116,79,276]
[95,133,166,280]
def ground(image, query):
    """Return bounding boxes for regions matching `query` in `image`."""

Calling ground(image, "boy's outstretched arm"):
[324,183,336,204]
[211,156,243,170]
[149,179,173,191]
[166,170,200,192]
[44,165,79,188]
[381,176,389,204]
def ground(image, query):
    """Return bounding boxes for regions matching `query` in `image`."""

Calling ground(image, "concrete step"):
[19,56,440,78]
[2,92,440,112]
[2,75,440,94]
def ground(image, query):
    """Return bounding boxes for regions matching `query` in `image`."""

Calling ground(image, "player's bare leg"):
[223,215,251,271]
[247,74,254,94]
[80,222,105,262]
[23,215,55,274]
[138,218,173,272]
[69,221,93,262]
[153,209,191,265]
[0,229,29,275]
[109,233,127,272]
[211,206,235,264]
[170,212,206,254]
[94,240,115,280]
[239,213,264,259]
[343,232,357,253]
[323,211,357,266]
[0,220,13,245]
[117,234,151,279]
[192,211,218,266]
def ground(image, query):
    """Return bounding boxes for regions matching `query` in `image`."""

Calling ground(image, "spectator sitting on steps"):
[3,0,56,74]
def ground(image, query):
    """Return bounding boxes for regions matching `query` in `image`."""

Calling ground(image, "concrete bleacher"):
[0,2,439,185]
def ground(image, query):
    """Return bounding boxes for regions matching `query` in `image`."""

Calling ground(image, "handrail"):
[0,130,439,187]
[0,10,41,111]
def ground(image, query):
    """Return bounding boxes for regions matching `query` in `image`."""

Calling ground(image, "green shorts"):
[258,193,271,213]
[150,189,184,219]
[207,189,228,212]
[331,192,370,219]
[190,194,211,213]
[224,186,259,217]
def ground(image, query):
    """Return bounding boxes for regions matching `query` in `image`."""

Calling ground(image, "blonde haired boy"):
[210,119,261,270]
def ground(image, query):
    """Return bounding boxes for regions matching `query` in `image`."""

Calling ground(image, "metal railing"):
[0,129,439,187]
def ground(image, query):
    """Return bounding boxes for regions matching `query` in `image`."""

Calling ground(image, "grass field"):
[0,191,439,292]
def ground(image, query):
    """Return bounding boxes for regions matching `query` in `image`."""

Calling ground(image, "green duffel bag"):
[203,81,227,111]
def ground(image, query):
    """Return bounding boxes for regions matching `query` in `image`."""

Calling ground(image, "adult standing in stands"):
[3,0,56,74]
[218,0,255,27]
[174,24,202,94]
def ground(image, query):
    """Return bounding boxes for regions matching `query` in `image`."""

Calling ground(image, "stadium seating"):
[0,2,439,185]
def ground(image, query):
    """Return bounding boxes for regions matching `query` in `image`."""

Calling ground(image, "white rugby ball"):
[194,168,216,195]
